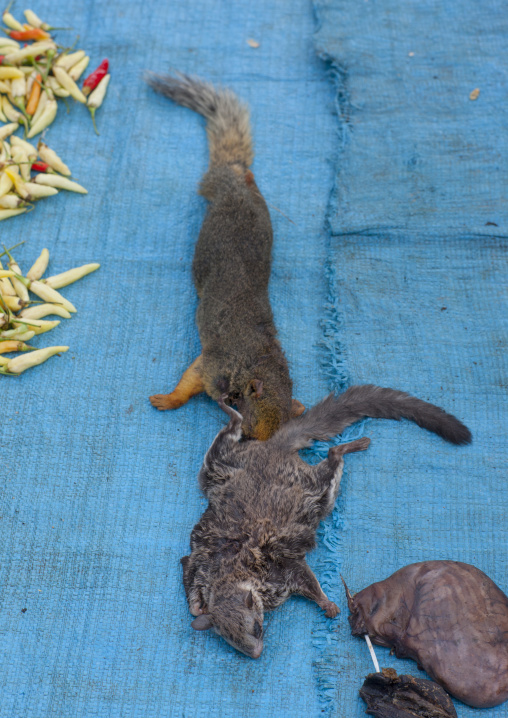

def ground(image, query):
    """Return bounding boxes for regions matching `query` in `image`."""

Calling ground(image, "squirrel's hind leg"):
[290,561,340,618]
[329,437,371,457]
[150,355,204,410]
[312,437,371,518]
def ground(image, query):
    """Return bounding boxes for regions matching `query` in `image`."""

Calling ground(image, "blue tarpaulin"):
[1,0,506,716]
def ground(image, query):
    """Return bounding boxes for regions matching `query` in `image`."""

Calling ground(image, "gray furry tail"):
[271,385,472,451]
[145,72,253,170]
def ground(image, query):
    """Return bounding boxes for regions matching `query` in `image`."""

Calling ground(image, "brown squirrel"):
[146,73,304,439]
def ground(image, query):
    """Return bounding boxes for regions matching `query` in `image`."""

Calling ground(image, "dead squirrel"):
[181,385,471,658]
[146,73,304,440]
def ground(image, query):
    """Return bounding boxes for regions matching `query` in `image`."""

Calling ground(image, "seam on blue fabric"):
[310,258,368,716]
[309,10,370,713]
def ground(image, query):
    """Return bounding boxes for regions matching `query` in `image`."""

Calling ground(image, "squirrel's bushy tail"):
[146,73,253,171]
[271,385,472,451]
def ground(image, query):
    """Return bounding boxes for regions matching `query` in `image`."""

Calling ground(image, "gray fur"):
[182,386,471,657]
[273,384,472,450]
[145,72,253,169]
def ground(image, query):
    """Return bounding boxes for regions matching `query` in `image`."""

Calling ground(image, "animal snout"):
[251,639,263,659]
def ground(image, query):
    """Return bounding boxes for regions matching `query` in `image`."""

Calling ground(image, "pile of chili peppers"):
[0,134,88,220]
[0,7,111,221]
[0,6,110,138]
[0,242,100,375]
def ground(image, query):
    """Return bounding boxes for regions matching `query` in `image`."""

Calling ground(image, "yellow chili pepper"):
[69,55,90,81]
[19,303,71,320]
[0,67,24,81]
[0,208,27,221]
[7,255,29,302]
[26,248,49,281]
[5,168,29,199]
[13,318,60,335]
[24,279,77,313]
[0,171,14,198]
[37,141,71,176]
[23,182,59,200]
[4,41,56,64]
[0,340,34,353]
[5,345,68,374]
[34,174,87,194]
[44,263,100,289]
[52,66,86,103]
[0,193,25,209]
[27,99,57,138]
[55,50,86,72]
[1,294,25,311]
[2,11,23,31]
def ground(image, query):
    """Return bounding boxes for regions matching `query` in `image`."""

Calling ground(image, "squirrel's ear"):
[291,399,305,417]
[248,379,264,398]
[191,614,213,631]
[245,590,254,609]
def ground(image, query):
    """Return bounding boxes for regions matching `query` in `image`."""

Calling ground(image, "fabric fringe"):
[310,15,364,714]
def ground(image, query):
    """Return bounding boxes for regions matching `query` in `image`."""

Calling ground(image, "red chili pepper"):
[82,59,109,96]
[9,28,50,40]
[31,161,51,173]
[0,56,4,64]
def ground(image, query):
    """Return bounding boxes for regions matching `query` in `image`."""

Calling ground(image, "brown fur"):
[146,73,304,439]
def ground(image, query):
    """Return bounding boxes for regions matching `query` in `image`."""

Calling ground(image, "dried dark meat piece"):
[345,561,508,708]
[360,668,457,718]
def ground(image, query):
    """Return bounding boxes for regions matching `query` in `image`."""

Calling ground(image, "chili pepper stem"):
[0,241,25,260]
[89,106,99,135]
[14,100,30,124]
[2,243,14,263]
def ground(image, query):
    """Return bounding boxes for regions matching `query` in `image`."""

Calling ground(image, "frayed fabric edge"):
[310,6,360,713]
[310,259,368,716]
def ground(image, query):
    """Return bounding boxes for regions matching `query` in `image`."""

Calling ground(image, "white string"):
[365,634,380,673]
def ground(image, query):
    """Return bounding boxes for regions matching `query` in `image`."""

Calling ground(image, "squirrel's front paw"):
[323,601,340,618]
[149,393,182,410]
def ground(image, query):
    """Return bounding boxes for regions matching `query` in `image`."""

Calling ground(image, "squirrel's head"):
[235,379,304,440]
[190,581,265,658]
